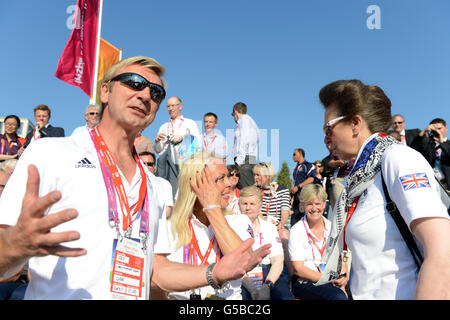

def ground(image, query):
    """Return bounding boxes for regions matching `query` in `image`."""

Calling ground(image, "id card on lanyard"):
[89,127,150,300]
[246,233,264,290]
[302,217,327,273]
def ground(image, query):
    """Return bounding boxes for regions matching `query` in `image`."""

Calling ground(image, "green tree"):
[277,161,292,191]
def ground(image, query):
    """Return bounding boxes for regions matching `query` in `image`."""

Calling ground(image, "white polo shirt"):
[166,213,253,300]
[245,216,283,265]
[0,130,170,300]
[201,131,228,159]
[345,141,449,300]
[155,176,174,208]
[289,216,331,274]
[154,116,200,155]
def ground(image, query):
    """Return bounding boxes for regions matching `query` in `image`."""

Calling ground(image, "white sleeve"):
[382,144,449,231]
[288,222,306,262]
[234,118,246,165]
[186,119,200,138]
[154,123,167,154]
[153,205,171,254]
[225,214,254,241]
[160,178,174,207]
[266,223,283,259]
[216,135,228,159]
[152,178,171,254]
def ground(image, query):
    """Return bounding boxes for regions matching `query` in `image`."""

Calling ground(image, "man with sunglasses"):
[391,114,421,148]
[139,151,173,218]
[71,104,102,135]
[0,56,270,300]
[291,148,316,226]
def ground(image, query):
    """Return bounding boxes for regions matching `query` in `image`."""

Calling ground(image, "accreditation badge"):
[247,265,264,290]
[110,237,148,300]
[318,263,327,273]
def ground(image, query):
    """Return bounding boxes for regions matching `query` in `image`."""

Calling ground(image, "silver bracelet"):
[202,204,221,212]
[206,263,222,289]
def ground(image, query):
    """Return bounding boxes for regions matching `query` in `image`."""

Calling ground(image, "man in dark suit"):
[22,104,65,149]
[414,118,450,192]
[391,114,421,147]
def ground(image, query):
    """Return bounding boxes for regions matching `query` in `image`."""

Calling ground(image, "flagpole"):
[90,0,103,104]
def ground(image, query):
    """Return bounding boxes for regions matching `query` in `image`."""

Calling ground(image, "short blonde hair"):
[102,56,166,90]
[299,183,328,204]
[239,185,262,206]
[252,162,276,184]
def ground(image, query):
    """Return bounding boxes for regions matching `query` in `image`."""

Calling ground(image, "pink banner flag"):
[55,0,99,97]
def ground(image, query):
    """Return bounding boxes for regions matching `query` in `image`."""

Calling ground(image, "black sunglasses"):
[109,73,166,104]
[144,162,155,167]
[228,172,240,178]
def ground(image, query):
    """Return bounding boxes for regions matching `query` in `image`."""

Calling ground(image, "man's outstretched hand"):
[0,165,86,278]
[212,238,271,285]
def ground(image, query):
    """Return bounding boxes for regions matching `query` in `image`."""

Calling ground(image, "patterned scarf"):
[315,133,400,285]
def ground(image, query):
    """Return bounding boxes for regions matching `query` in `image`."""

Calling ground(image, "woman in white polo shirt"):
[317,79,450,299]
[165,151,257,300]
[289,184,348,300]
[238,186,294,300]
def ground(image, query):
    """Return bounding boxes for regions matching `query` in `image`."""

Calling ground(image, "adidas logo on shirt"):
[75,157,96,169]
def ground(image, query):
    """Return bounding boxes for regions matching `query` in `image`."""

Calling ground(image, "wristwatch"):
[206,263,223,289]
[265,280,274,289]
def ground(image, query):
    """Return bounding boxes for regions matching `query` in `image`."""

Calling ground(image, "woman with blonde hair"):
[253,162,293,280]
[166,151,267,300]
[289,184,348,300]
[252,162,290,229]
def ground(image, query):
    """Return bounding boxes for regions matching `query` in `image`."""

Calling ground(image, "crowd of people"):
[0,56,449,301]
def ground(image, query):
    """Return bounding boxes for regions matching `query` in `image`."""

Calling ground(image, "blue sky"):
[1,0,449,174]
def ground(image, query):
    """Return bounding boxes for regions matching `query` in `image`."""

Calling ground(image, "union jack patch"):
[247,225,254,238]
[399,173,431,191]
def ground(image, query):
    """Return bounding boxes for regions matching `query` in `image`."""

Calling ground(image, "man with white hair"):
[71,104,102,135]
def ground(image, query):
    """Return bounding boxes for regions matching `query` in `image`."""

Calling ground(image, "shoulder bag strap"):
[380,170,423,270]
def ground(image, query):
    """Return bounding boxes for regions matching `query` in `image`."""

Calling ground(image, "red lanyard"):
[203,135,216,150]
[90,127,148,232]
[32,129,41,140]
[263,190,278,217]
[302,217,327,263]
[343,196,360,251]
[168,118,183,136]
[187,219,219,266]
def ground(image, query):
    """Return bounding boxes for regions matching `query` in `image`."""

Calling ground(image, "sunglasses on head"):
[109,72,166,104]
